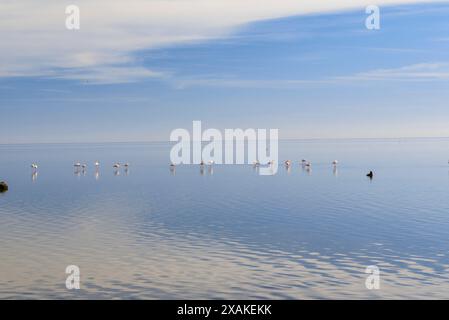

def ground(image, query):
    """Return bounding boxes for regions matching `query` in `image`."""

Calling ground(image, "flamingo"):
[285,160,292,166]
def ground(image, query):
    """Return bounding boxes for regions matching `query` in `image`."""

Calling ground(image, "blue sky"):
[1,1,449,143]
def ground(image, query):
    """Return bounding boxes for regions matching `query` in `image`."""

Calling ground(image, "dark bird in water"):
[366,171,374,179]
[0,181,8,193]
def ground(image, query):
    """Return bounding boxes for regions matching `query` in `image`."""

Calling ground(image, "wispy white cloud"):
[0,0,443,84]
[54,66,165,84]
[172,62,449,89]
[433,37,449,42]
[173,76,332,89]
[338,62,449,81]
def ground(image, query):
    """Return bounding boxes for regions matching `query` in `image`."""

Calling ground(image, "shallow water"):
[1,139,449,299]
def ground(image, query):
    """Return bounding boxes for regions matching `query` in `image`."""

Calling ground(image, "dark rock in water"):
[0,181,8,192]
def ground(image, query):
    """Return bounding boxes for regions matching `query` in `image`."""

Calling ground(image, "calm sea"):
[1,139,449,299]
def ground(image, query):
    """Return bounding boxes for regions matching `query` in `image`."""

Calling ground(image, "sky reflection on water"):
[1,139,449,299]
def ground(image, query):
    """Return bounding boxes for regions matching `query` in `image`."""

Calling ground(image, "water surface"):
[1,139,449,299]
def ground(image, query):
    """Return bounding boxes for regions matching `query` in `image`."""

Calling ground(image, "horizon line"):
[2,136,449,146]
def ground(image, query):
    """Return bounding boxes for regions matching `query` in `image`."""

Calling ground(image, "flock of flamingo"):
[168,159,376,178]
[73,162,129,170]
[30,162,130,173]
[168,159,338,169]
[29,159,375,178]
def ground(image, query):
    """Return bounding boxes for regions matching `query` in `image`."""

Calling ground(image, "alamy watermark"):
[365,5,381,30]
[64,5,379,32]
[65,265,81,290]
[65,5,80,30]
[170,121,279,175]
[365,265,380,290]
[63,5,381,33]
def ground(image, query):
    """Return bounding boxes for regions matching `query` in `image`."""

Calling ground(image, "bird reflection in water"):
[305,166,312,175]
[333,166,338,177]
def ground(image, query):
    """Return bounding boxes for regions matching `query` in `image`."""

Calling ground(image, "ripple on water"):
[1,141,449,298]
